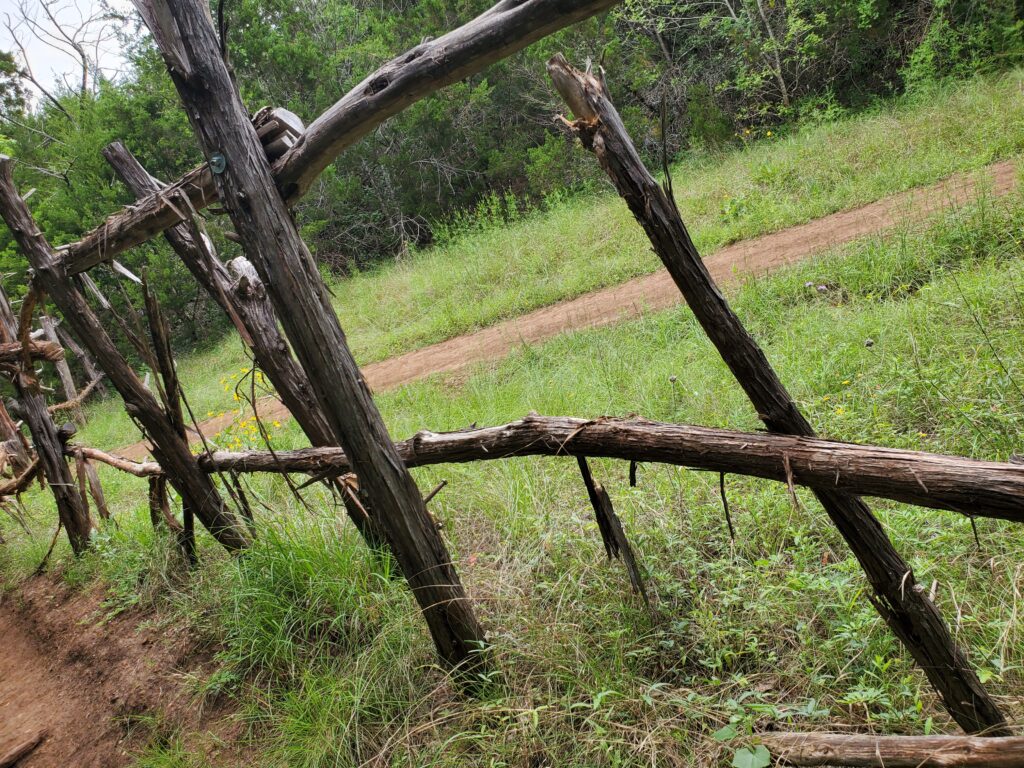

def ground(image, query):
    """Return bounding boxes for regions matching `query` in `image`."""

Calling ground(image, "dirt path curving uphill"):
[120,160,1019,459]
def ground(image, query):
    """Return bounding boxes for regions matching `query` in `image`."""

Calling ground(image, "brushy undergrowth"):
[3,179,1024,765]
[73,68,1024,451]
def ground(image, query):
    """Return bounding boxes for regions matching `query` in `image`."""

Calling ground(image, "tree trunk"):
[0,284,92,553]
[135,0,486,674]
[0,157,249,552]
[546,54,1008,735]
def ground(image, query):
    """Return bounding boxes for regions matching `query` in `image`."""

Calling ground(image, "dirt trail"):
[121,160,1019,459]
[0,576,237,767]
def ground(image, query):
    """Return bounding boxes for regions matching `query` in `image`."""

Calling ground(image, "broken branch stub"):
[546,54,1009,735]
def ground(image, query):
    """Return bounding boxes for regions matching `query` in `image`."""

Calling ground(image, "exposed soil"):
[119,160,1018,459]
[0,575,236,767]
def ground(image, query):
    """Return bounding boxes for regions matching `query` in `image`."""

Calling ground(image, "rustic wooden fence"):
[0,0,1021,752]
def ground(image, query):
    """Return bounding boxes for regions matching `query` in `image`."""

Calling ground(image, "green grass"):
[4,182,1024,766]
[74,68,1024,451]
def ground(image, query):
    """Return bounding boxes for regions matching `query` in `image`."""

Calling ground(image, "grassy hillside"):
[2,177,1023,765]
[74,68,1024,451]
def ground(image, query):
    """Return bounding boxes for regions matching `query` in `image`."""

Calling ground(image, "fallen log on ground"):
[60,0,619,275]
[72,415,1024,520]
[762,732,1024,767]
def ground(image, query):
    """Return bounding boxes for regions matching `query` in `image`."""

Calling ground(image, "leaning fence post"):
[546,54,1009,735]
[101,141,389,553]
[0,157,250,552]
[134,0,487,675]
[0,283,93,553]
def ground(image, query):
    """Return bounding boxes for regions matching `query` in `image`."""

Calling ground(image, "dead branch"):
[60,0,618,275]
[762,732,1024,767]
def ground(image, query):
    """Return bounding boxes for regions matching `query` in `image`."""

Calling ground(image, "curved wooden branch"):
[60,0,618,275]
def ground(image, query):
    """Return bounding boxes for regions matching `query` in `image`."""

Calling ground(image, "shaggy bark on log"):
[141,280,195,560]
[103,140,388,551]
[0,284,92,552]
[762,732,1024,767]
[0,157,249,551]
[0,729,47,768]
[0,340,64,364]
[546,55,1008,735]
[0,397,31,476]
[62,0,619,275]
[137,0,486,673]
[39,315,82,424]
[73,415,1024,521]
[48,374,104,414]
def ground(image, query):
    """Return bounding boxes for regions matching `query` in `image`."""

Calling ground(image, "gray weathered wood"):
[763,732,1024,767]
[102,140,387,551]
[546,54,1008,735]
[0,156,249,551]
[56,323,109,398]
[39,315,83,424]
[0,284,92,552]
[61,0,618,275]
[139,0,486,673]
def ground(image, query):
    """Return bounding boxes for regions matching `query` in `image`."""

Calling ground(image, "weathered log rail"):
[762,732,1024,767]
[59,0,618,276]
[67,414,1024,521]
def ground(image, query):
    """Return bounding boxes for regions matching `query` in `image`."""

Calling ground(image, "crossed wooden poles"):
[0,0,1016,734]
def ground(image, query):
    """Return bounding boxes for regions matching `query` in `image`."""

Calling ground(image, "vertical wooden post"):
[0,283,93,552]
[135,0,486,672]
[546,55,1008,735]
[39,315,84,424]
[55,325,108,398]
[0,157,250,552]
[102,141,388,552]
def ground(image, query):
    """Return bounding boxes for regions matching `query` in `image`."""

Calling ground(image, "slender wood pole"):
[546,55,1009,735]
[0,284,92,552]
[0,395,31,475]
[101,141,387,551]
[762,732,1024,767]
[55,324,108,398]
[60,0,619,275]
[136,0,486,673]
[0,157,249,551]
[39,315,83,424]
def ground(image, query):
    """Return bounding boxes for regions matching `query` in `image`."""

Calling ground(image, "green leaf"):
[713,724,739,742]
[732,745,771,768]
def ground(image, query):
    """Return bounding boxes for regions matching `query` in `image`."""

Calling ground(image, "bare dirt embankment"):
[121,160,1018,459]
[0,576,237,766]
